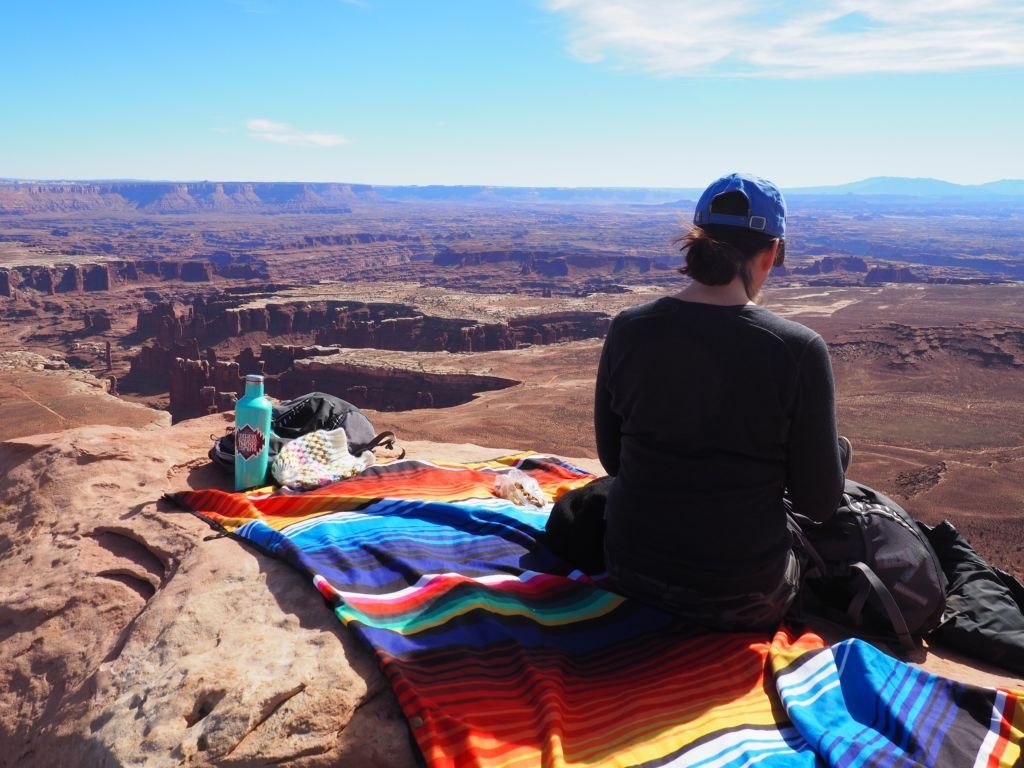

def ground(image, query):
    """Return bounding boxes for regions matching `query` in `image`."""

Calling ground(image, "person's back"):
[594,173,846,630]
[598,299,837,595]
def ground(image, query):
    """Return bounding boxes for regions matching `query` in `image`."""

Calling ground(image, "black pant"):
[608,550,800,632]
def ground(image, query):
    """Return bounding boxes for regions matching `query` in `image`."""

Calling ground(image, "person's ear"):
[761,241,779,272]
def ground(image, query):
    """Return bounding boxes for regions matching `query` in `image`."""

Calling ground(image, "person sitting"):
[594,172,850,631]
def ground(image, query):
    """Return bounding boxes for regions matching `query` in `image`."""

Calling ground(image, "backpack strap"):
[848,562,916,651]
[359,431,405,459]
[786,510,827,580]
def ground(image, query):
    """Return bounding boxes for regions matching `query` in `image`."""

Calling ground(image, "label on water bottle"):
[236,424,266,460]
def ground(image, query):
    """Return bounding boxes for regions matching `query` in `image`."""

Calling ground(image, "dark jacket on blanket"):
[922,521,1024,676]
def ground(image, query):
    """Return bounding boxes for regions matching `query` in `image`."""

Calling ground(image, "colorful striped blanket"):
[174,454,1024,767]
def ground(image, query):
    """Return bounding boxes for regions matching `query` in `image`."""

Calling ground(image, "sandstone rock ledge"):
[0,413,422,768]
[0,406,1019,767]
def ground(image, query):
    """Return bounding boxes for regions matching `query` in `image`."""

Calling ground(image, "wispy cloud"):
[547,0,1024,77]
[246,118,349,147]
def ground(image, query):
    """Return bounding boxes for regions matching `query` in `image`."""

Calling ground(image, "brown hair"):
[677,191,783,299]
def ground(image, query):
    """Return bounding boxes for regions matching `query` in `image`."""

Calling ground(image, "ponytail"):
[677,224,778,300]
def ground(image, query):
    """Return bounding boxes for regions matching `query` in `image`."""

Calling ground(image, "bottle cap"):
[245,374,264,382]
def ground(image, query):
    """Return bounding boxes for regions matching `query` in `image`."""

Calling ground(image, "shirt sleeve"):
[786,334,844,522]
[594,323,622,477]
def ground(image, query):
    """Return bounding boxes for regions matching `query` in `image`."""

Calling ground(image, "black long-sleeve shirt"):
[595,297,844,596]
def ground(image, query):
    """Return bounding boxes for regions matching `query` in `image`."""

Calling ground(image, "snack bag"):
[494,469,547,507]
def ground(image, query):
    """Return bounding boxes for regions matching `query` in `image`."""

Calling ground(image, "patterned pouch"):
[271,428,376,491]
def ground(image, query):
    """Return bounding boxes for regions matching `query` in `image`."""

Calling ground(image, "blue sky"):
[2,0,1022,187]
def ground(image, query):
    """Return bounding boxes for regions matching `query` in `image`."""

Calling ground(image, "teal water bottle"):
[234,374,273,491]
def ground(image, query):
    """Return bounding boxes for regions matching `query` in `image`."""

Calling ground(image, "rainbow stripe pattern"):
[174,454,1024,767]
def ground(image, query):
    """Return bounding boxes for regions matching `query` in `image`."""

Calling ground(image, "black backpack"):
[209,392,397,478]
[791,480,947,650]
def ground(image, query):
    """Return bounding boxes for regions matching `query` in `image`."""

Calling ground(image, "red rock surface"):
[0,373,1019,768]
[0,412,416,767]
[0,259,216,299]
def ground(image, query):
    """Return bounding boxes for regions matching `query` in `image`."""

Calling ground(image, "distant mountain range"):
[0,181,378,214]
[379,177,1024,202]
[789,177,1024,198]
[1,176,1022,213]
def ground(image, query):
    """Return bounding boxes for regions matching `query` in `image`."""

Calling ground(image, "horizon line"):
[3,175,1024,191]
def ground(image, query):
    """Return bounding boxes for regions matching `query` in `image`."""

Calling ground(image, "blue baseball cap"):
[693,172,787,239]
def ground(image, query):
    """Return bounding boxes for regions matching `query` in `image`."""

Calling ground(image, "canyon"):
[1,183,1023,766]
[0,259,215,296]
[121,290,611,417]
